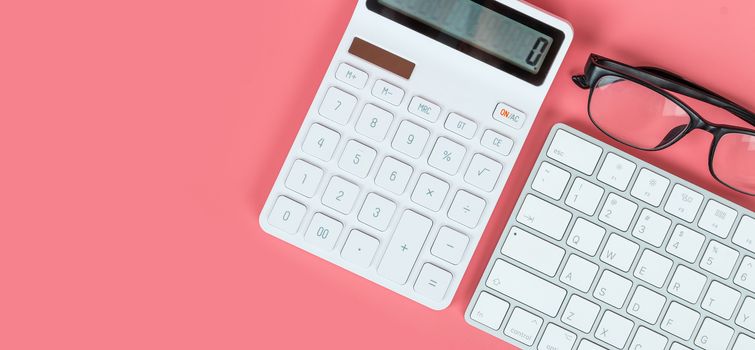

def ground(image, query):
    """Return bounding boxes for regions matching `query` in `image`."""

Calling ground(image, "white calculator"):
[259,0,573,310]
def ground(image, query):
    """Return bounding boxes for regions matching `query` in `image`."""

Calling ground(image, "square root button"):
[493,102,526,129]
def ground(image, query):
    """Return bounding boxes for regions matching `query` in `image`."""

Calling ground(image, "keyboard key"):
[428,137,466,175]
[538,323,576,350]
[694,318,734,350]
[447,190,486,228]
[268,196,307,234]
[408,96,440,122]
[470,292,510,330]
[335,62,368,89]
[355,104,393,141]
[374,157,412,195]
[532,161,570,200]
[338,140,376,178]
[444,112,477,139]
[340,230,379,268]
[598,193,637,231]
[736,297,755,332]
[578,340,607,350]
[486,260,566,317]
[595,310,633,349]
[357,193,396,231]
[301,123,340,161]
[664,184,704,222]
[732,215,755,253]
[413,263,452,301]
[567,218,606,256]
[666,224,705,263]
[480,129,514,156]
[627,286,666,324]
[734,256,755,292]
[464,153,503,192]
[321,176,360,214]
[372,79,404,105]
[734,334,755,350]
[698,199,737,238]
[670,343,691,350]
[319,87,356,124]
[392,120,429,158]
[668,265,706,303]
[377,211,432,284]
[431,227,468,265]
[547,129,602,175]
[630,168,670,207]
[501,227,565,277]
[504,308,542,346]
[700,240,739,278]
[629,327,667,350]
[493,102,527,130]
[633,249,672,287]
[559,254,598,292]
[284,159,323,198]
[562,295,600,333]
[702,281,740,319]
[631,209,671,247]
[597,153,636,191]
[566,177,605,215]
[600,233,639,272]
[411,173,449,212]
[593,270,632,308]
[517,194,572,240]
[661,302,699,340]
[304,213,343,250]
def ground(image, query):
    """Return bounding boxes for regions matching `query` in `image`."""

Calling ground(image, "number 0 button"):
[268,196,307,234]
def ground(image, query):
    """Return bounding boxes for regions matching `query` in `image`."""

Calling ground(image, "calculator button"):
[664,184,703,222]
[372,79,404,106]
[304,213,343,250]
[597,153,637,191]
[444,113,477,139]
[630,168,670,207]
[431,226,469,265]
[565,177,605,215]
[408,96,441,122]
[698,199,737,238]
[378,210,432,284]
[414,263,452,301]
[464,153,502,192]
[268,196,307,234]
[392,120,429,158]
[374,157,413,195]
[532,162,570,200]
[481,129,514,156]
[284,159,323,198]
[335,62,368,89]
[493,102,526,129]
[632,209,672,247]
[357,193,396,232]
[355,104,393,141]
[319,87,357,124]
[448,190,485,228]
[470,292,509,330]
[338,140,376,178]
[341,230,379,268]
[547,129,603,175]
[733,215,755,252]
[428,137,466,175]
[411,173,449,212]
[321,176,360,214]
[301,123,340,161]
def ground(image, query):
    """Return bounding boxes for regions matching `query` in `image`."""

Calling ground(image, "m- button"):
[372,80,404,106]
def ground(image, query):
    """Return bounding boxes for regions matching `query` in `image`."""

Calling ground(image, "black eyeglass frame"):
[572,54,755,195]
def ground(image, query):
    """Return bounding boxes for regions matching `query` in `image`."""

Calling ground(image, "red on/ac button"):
[493,103,527,130]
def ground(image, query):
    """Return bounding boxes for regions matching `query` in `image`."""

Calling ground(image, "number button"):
[700,240,739,278]
[735,256,755,292]
[428,137,466,175]
[464,153,503,192]
[284,159,323,198]
[355,104,393,141]
[321,176,360,214]
[375,157,413,195]
[318,87,357,124]
[411,173,449,212]
[268,196,307,234]
[338,140,376,178]
[598,193,637,231]
[357,193,396,232]
[632,209,671,247]
[392,120,429,158]
[666,225,706,263]
[304,213,343,250]
[301,123,340,161]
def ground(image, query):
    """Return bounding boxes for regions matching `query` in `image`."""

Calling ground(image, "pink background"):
[2,0,755,349]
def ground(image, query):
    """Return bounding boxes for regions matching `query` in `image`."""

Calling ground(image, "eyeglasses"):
[572,54,755,196]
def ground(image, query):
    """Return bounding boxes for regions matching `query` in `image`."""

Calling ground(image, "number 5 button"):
[464,154,502,192]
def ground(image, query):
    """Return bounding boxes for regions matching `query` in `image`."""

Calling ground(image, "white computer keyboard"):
[466,124,755,350]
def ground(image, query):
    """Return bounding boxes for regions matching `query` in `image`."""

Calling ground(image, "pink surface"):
[1,0,754,349]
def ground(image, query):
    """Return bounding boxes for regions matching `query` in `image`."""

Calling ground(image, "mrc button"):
[493,103,526,129]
